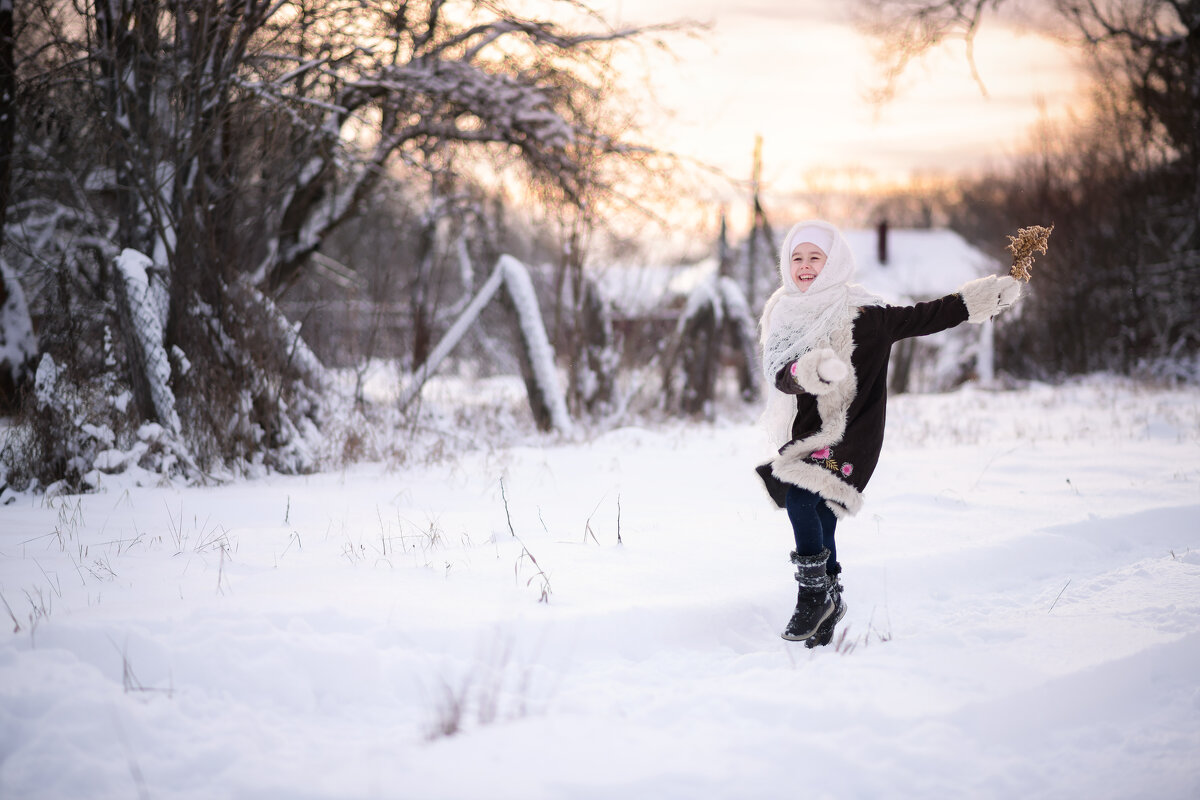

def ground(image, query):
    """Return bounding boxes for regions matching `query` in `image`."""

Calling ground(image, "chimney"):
[877,218,889,266]
[717,209,732,278]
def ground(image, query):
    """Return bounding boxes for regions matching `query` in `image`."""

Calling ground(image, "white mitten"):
[791,348,849,395]
[817,354,848,383]
[961,274,1021,323]
[996,275,1021,312]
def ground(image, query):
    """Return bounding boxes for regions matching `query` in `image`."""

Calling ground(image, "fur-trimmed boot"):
[806,562,847,649]
[781,549,834,641]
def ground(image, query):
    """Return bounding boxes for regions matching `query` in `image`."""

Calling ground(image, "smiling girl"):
[757,220,1021,645]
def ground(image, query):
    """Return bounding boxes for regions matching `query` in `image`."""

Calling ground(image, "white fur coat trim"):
[770,456,864,519]
[765,312,862,519]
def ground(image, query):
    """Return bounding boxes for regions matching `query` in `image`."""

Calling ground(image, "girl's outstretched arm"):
[877,275,1021,342]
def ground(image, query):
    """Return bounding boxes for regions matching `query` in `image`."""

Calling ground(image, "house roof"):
[844,228,1002,303]
[592,228,1003,315]
[590,257,718,317]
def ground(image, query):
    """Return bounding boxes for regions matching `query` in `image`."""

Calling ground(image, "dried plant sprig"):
[1007,224,1054,282]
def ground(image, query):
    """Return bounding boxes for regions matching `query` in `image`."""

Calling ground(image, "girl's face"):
[790,242,827,292]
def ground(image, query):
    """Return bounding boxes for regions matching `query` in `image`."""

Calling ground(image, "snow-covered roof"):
[589,257,719,317]
[844,228,1001,304]
[591,228,1001,315]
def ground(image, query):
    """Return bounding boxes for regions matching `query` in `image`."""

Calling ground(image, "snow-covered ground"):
[3,377,1199,799]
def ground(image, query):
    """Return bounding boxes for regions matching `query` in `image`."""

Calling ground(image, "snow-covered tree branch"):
[3,0,679,488]
[858,0,1200,376]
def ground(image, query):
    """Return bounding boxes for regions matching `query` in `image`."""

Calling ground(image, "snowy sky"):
[599,0,1083,202]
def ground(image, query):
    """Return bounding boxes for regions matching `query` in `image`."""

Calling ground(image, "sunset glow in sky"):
[604,0,1085,216]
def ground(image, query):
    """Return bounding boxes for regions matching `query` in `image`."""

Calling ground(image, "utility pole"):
[747,135,764,309]
[717,208,732,278]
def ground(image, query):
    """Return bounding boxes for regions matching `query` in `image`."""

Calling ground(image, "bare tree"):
[5,0,683,486]
[858,0,1200,376]
[859,0,1199,175]
[0,0,25,410]
[0,0,12,247]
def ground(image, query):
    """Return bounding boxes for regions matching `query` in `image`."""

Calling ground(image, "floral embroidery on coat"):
[810,447,853,479]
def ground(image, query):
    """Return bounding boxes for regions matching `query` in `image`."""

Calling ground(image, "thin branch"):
[1048,578,1071,613]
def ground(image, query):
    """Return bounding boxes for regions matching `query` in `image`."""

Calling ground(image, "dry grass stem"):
[1007,224,1054,282]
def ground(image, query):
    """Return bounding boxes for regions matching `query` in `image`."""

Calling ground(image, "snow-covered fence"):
[241,281,329,392]
[664,275,760,416]
[107,249,210,482]
[112,249,180,435]
[399,255,571,434]
[718,277,760,402]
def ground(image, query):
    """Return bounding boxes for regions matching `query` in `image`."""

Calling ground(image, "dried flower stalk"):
[1007,224,1054,282]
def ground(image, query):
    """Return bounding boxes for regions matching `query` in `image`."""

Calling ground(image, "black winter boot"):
[806,562,847,649]
[781,549,834,641]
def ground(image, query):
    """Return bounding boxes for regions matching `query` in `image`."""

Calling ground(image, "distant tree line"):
[862,0,1200,379]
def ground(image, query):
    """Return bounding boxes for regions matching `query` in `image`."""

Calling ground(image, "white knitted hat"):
[787,225,834,257]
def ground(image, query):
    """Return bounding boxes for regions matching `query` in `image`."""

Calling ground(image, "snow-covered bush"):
[0,263,333,492]
[166,280,330,476]
[1,350,143,494]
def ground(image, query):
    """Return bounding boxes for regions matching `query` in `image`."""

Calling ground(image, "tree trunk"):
[0,264,38,411]
[0,0,13,251]
[94,0,160,255]
[411,220,438,368]
[0,2,24,414]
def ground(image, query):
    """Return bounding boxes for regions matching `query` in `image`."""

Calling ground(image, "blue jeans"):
[785,486,837,566]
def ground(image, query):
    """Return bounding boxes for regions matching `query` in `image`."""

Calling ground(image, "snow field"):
[2,377,1199,799]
